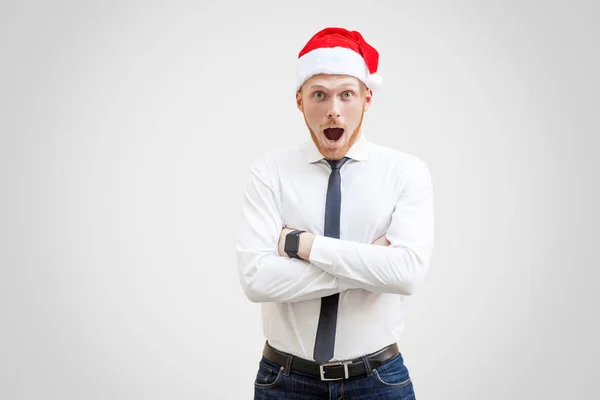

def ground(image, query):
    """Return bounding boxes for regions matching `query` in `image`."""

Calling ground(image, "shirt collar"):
[304,132,370,164]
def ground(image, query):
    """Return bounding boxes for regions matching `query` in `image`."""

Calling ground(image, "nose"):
[327,99,341,119]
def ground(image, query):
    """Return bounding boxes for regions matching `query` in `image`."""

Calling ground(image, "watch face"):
[284,234,300,252]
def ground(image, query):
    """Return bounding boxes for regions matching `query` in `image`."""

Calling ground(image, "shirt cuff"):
[308,235,341,273]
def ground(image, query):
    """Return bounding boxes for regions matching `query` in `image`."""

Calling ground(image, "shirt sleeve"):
[308,158,435,295]
[235,155,349,303]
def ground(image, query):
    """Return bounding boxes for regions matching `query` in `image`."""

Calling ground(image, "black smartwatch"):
[284,230,306,259]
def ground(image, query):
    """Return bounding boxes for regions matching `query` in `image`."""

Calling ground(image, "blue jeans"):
[253,352,415,399]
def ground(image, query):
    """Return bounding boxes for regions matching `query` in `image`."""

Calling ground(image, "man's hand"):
[278,228,315,261]
[372,234,391,246]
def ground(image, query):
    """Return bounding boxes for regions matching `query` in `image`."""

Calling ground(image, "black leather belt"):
[262,341,399,381]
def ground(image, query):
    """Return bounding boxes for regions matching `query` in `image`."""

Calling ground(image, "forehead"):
[303,74,362,90]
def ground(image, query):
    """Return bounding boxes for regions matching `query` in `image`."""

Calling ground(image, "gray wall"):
[1,0,598,399]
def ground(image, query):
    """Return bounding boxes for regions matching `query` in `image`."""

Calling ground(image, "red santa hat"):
[296,27,383,91]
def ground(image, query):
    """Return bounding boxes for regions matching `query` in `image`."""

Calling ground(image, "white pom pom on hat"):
[296,27,383,91]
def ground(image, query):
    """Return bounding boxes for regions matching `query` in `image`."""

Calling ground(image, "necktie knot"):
[327,157,349,170]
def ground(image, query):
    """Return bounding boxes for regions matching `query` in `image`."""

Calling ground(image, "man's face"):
[296,74,372,160]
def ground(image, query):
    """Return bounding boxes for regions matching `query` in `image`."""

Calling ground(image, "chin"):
[312,134,349,160]
[319,148,345,160]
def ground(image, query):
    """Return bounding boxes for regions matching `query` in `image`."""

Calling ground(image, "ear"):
[363,88,373,112]
[296,91,303,111]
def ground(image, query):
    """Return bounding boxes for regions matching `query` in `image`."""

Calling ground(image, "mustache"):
[319,119,347,130]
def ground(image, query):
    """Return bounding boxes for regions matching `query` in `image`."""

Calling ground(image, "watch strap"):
[284,229,305,259]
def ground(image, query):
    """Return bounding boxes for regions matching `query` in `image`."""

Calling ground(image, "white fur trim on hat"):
[366,72,383,90]
[296,46,373,90]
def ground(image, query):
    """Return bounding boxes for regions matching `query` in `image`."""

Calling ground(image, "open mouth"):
[323,127,345,142]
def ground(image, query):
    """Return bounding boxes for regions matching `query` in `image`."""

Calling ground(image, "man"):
[236,27,434,399]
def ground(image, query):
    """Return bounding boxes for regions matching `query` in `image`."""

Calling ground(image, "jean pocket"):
[373,368,412,388]
[254,359,284,389]
[372,356,413,388]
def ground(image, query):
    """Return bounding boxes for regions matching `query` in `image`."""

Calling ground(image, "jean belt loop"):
[284,353,293,376]
[361,355,373,377]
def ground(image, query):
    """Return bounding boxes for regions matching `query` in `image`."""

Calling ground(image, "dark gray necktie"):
[313,156,349,364]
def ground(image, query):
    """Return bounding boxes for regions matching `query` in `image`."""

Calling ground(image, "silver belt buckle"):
[319,361,352,381]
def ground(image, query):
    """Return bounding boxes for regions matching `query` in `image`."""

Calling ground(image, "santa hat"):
[296,27,382,91]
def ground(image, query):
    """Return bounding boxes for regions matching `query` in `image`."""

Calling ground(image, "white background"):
[1,0,599,399]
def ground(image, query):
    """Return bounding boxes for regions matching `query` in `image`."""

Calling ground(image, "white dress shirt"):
[236,133,435,361]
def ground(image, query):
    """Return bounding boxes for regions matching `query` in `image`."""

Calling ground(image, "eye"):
[313,91,325,99]
[342,91,354,98]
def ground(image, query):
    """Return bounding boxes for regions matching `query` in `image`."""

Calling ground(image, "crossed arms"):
[235,158,434,303]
